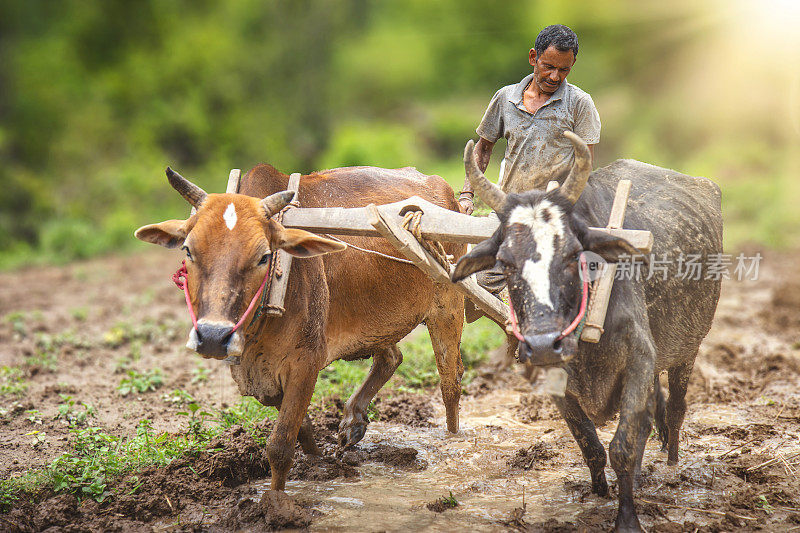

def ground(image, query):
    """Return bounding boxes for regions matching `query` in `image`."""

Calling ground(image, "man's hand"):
[459,195,474,215]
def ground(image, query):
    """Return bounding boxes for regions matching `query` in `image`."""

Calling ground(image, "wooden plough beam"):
[281,196,653,252]
[366,204,509,326]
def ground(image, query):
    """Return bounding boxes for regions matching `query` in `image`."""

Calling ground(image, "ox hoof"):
[592,477,609,497]
[337,420,368,449]
[614,510,643,533]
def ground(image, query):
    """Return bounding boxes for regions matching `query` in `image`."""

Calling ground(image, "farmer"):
[459,24,600,296]
[459,25,601,371]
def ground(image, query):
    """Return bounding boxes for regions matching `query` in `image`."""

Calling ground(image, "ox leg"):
[298,414,321,456]
[654,374,668,453]
[267,373,317,491]
[338,345,403,448]
[609,339,656,532]
[551,393,608,496]
[666,361,694,465]
[427,289,465,434]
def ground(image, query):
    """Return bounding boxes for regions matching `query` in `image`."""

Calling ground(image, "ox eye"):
[181,245,193,261]
[258,252,272,266]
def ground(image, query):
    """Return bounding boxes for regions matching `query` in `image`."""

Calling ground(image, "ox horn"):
[559,131,592,204]
[166,167,207,208]
[261,190,296,218]
[464,139,506,212]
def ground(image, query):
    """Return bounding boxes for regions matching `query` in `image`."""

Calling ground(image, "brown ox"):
[135,164,465,490]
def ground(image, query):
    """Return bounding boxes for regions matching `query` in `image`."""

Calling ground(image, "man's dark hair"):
[534,24,579,58]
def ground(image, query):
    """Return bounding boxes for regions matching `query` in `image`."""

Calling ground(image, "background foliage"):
[1,0,798,267]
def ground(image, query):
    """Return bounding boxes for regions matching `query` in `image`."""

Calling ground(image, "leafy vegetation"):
[0,393,284,506]
[0,1,796,268]
[117,369,164,396]
[55,395,96,428]
[0,366,27,396]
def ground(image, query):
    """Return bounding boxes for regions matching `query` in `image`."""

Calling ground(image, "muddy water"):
[251,388,605,531]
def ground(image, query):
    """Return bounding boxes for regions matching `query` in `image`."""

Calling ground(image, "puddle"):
[246,388,595,532]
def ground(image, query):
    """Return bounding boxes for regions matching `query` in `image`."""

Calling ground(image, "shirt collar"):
[510,73,568,112]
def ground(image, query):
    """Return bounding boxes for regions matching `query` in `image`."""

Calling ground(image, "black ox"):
[452,132,722,532]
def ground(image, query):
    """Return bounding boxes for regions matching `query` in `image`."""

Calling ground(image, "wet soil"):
[1,249,800,531]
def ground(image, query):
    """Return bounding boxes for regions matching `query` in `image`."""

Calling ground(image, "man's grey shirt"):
[476,73,601,193]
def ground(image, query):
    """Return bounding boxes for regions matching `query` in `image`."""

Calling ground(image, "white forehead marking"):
[508,201,564,310]
[223,203,237,230]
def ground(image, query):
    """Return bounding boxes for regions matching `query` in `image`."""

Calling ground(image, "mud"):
[1,249,800,531]
[374,392,434,427]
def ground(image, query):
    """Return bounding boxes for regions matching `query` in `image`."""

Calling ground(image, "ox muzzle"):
[187,319,244,364]
[517,331,578,366]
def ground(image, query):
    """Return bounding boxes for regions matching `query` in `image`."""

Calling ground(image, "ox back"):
[573,159,722,406]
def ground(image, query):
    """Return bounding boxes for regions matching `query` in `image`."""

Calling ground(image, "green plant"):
[55,395,95,427]
[757,494,774,514]
[46,422,211,503]
[70,307,88,321]
[177,402,213,442]
[162,389,195,406]
[177,402,212,442]
[0,479,20,513]
[26,431,47,449]
[427,490,459,512]
[0,366,27,396]
[5,311,29,338]
[26,409,43,424]
[191,363,210,385]
[216,397,277,436]
[117,369,164,396]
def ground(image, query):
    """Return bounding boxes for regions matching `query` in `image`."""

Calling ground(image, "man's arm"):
[459,137,495,214]
[588,143,595,168]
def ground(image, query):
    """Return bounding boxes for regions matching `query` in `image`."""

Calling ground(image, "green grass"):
[1,394,281,509]
[0,366,28,396]
[117,369,164,397]
[312,317,504,402]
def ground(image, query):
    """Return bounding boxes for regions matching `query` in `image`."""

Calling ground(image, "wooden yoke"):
[366,204,509,326]
[582,180,633,343]
[263,172,302,316]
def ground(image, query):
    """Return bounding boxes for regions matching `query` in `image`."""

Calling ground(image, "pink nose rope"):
[172,259,271,334]
[506,253,590,343]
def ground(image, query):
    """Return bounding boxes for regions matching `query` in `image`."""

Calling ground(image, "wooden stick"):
[367,204,509,326]
[717,437,758,459]
[265,172,302,316]
[580,180,632,343]
[282,196,653,252]
[746,451,800,472]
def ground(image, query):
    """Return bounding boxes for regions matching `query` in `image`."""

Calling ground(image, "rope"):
[401,210,453,269]
[322,234,414,265]
[248,198,299,326]
[172,258,270,334]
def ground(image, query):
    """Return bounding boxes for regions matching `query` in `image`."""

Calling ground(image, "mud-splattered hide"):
[134,170,345,360]
[453,190,637,364]
[452,134,638,365]
[452,133,722,531]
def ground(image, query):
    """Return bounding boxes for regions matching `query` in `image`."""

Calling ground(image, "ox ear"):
[580,228,641,263]
[134,219,191,249]
[451,233,501,283]
[276,228,347,258]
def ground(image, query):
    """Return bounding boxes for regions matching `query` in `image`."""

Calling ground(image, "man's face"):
[529,45,575,95]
